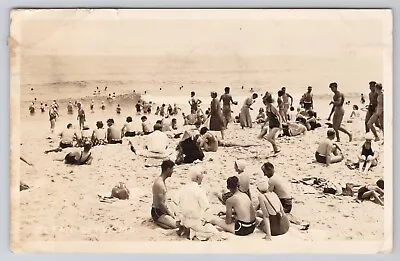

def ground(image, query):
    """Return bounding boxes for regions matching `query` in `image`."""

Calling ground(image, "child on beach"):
[358,132,379,174]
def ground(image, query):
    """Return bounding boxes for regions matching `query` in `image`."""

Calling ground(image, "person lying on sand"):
[256,181,290,240]
[305,110,321,130]
[122,116,136,137]
[151,160,179,229]
[45,123,78,153]
[315,129,344,166]
[106,118,122,144]
[92,121,107,146]
[175,131,204,165]
[358,133,379,174]
[357,179,384,206]
[215,160,251,205]
[209,176,257,236]
[279,122,307,137]
[60,141,93,165]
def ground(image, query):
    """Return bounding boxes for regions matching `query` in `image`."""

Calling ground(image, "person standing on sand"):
[77,103,86,130]
[209,176,257,236]
[219,87,238,128]
[116,104,122,114]
[29,102,35,115]
[240,93,258,129]
[151,160,179,229]
[101,101,106,110]
[40,102,45,113]
[209,92,226,140]
[328,82,352,142]
[258,93,281,155]
[90,100,95,113]
[365,81,378,133]
[189,91,202,112]
[277,90,286,123]
[361,93,365,105]
[300,86,314,110]
[281,87,293,121]
[367,83,384,141]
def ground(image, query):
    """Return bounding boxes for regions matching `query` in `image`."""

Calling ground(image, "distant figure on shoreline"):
[49,105,59,134]
[189,91,202,112]
[220,87,238,128]
[67,101,74,114]
[29,102,35,115]
[300,86,313,110]
[209,92,226,140]
[101,101,106,110]
[77,103,86,130]
[90,100,95,113]
[281,87,293,121]
[116,104,121,114]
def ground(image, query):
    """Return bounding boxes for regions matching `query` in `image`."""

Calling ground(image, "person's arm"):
[326,142,333,166]
[327,105,335,120]
[258,195,272,240]
[288,94,293,106]
[225,198,233,224]
[272,106,283,127]
[299,95,305,106]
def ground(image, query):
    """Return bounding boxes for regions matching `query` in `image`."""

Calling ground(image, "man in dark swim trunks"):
[209,176,257,236]
[328,82,352,142]
[151,160,179,229]
[365,81,378,132]
[300,86,313,110]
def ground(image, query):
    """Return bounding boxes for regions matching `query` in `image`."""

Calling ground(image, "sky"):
[11,9,392,57]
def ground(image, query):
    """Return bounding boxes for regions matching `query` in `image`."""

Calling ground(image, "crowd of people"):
[27,81,385,240]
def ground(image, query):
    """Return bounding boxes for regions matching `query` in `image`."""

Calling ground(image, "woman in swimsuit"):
[258,92,281,154]
[257,182,290,240]
[358,133,378,174]
[357,179,384,206]
[64,141,93,165]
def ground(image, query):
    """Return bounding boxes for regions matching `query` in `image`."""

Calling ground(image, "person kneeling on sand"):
[358,132,379,174]
[175,131,205,165]
[106,118,122,144]
[209,176,257,236]
[197,127,219,152]
[315,128,344,166]
[62,141,93,165]
[151,160,179,229]
[215,160,251,205]
[357,178,384,206]
[256,181,290,240]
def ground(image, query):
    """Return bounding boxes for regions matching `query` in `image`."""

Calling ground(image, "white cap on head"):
[365,132,374,141]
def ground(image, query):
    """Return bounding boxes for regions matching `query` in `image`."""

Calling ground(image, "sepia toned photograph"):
[10,9,393,253]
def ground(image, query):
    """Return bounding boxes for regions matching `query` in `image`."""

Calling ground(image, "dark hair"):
[156,120,162,124]
[376,179,384,190]
[126,116,132,122]
[96,121,104,128]
[162,104,165,107]
[191,91,195,96]
[353,105,359,110]
[226,176,239,190]
[369,81,377,86]
[161,159,175,171]
[107,118,114,124]
[252,93,258,99]
[83,141,92,151]
[141,116,147,121]
[329,82,338,89]
[297,117,307,125]
[262,162,274,172]
[154,124,162,131]
[375,83,383,90]
[172,118,177,122]
[225,87,230,93]
[327,129,336,137]
[290,106,295,111]
[307,110,314,117]
[263,93,273,104]
[200,127,209,135]
[278,90,284,97]
[67,123,72,128]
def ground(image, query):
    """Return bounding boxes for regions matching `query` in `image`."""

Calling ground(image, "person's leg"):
[209,217,235,234]
[338,126,352,142]
[266,128,280,153]
[365,110,372,132]
[367,113,379,141]
[363,191,384,206]
[330,153,344,164]
[258,125,269,139]
[221,130,225,140]
[363,155,375,174]
[155,215,178,229]
[332,112,341,142]
[358,155,366,172]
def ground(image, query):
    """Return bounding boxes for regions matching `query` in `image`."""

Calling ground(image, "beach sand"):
[17,87,384,243]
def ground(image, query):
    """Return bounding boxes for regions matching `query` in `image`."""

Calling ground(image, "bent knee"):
[366,155,374,161]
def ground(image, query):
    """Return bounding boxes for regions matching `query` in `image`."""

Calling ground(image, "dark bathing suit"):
[109,140,123,144]
[64,151,92,165]
[315,152,327,164]
[361,145,375,168]
[234,219,256,236]
[267,109,280,129]
[151,206,167,222]
[124,131,136,137]
[303,102,312,110]
[279,198,293,213]
[60,141,73,149]
[357,186,369,200]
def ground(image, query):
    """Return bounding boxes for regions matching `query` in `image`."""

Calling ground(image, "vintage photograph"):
[10,9,392,253]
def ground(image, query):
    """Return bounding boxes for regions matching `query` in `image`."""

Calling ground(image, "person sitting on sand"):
[151,160,179,229]
[215,160,251,205]
[106,118,122,144]
[350,105,360,119]
[256,108,266,124]
[260,162,292,213]
[81,124,92,144]
[175,131,204,165]
[358,133,379,174]
[92,121,107,146]
[184,110,198,125]
[209,176,257,236]
[62,141,93,165]
[171,118,178,130]
[45,123,78,153]
[315,128,344,166]
[280,122,307,137]
[357,178,384,206]
[256,181,290,240]
[129,124,171,158]
[122,116,136,137]
[197,127,219,152]
[174,168,217,240]
[141,116,152,135]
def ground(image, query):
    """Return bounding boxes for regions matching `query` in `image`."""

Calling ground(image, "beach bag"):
[264,194,289,235]
[111,182,130,200]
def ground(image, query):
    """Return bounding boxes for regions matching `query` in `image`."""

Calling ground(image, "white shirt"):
[177,182,210,228]
[238,172,250,193]
[146,130,169,153]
